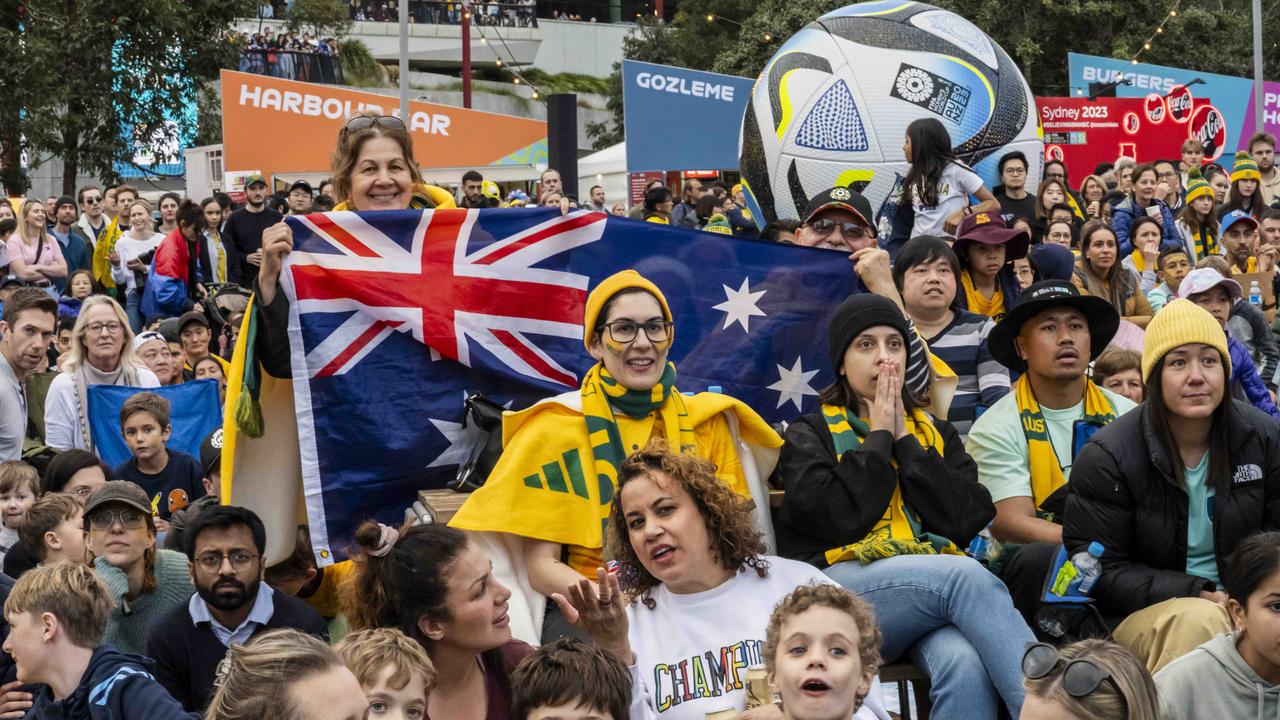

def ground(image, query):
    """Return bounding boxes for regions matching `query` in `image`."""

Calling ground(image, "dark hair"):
[42,449,111,495]
[695,193,719,221]
[1036,180,1071,220]
[1045,158,1069,182]
[1076,220,1130,314]
[1146,351,1232,489]
[511,638,631,720]
[312,196,335,212]
[64,269,98,297]
[1249,132,1277,151]
[1049,203,1074,218]
[1179,188,1220,239]
[902,118,957,207]
[2,287,57,328]
[892,235,961,308]
[461,170,483,184]
[1263,208,1280,224]
[1157,245,1190,270]
[643,186,672,212]
[183,504,267,559]
[176,199,207,234]
[57,315,76,334]
[998,151,1028,174]
[761,218,801,243]
[199,196,219,211]
[1094,162,1114,175]
[1128,215,1162,250]
[158,192,181,210]
[1225,531,1280,602]
[213,192,232,211]
[0,218,14,237]
[1130,163,1159,193]
[76,184,103,205]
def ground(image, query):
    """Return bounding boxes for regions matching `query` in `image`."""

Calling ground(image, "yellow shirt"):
[1233,257,1259,274]
[961,270,1005,321]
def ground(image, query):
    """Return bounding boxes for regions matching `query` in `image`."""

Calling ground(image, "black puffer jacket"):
[774,412,994,566]
[1064,400,1280,617]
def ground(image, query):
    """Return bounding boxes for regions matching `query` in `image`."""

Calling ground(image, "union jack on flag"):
[278,207,863,561]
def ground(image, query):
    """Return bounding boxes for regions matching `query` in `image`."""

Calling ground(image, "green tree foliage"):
[0,0,254,195]
[591,0,1260,149]
[286,0,351,40]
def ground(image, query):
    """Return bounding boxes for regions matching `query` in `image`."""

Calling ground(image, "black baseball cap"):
[988,280,1120,372]
[0,275,23,290]
[200,428,224,477]
[178,311,209,332]
[801,187,874,228]
[289,180,314,196]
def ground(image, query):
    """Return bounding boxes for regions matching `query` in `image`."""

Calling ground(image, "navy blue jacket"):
[25,645,197,719]
[1111,196,1181,255]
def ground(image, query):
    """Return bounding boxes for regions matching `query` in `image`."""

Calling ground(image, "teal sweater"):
[96,549,194,656]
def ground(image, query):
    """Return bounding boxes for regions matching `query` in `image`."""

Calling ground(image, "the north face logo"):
[1233,464,1263,484]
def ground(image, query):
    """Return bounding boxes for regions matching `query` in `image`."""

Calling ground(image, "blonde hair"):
[0,460,38,497]
[1023,639,1161,720]
[59,295,144,374]
[19,493,83,562]
[15,198,50,247]
[1197,254,1232,277]
[335,628,437,696]
[330,110,423,207]
[5,562,112,648]
[205,629,344,720]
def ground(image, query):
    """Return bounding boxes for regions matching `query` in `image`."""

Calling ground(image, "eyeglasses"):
[809,217,872,239]
[1045,171,1066,180]
[195,551,259,571]
[599,319,672,344]
[87,508,147,531]
[1003,167,1027,176]
[343,115,407,134]
[1022,643,1117,699]
[83,196,102,205]
[85,321,123,336]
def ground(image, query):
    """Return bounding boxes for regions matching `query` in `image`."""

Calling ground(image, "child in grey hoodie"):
[1156,531,1280,720]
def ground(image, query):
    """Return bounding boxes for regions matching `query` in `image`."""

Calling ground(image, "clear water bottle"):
[1250,281,1263,306]
[1067,542,1105,596]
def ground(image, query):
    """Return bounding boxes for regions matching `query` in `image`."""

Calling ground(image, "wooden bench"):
[418,488,468,524]
[880,662,931,720]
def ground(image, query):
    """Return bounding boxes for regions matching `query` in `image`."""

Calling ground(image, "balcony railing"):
[237,49,345,85]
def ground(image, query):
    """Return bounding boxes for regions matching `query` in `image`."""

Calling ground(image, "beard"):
[196,577,260,612]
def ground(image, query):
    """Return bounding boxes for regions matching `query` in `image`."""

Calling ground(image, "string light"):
[702,13,779,43]
[464,1,545,101]
[1129,0,1183,64]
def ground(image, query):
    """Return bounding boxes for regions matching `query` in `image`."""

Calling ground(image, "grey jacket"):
[1156,631,1280,720]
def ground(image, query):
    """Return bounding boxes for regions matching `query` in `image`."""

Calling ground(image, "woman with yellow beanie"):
[1064,298,1280,673]
[1217,151,1265,222]
[448,269,782,643]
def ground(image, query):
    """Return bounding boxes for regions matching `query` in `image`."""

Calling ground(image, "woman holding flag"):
[773,292,1033,720]
[447,270,782,643]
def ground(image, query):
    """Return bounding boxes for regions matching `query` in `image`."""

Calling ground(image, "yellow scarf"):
[92,217,122,290]
[1191,228,1220,260]
[1129,249,1148,273]
[820,404,962,565]
[1015,374,1116,511]
[449,371,780,576]
[1233,256,1258,274]
[961,270,1005,321]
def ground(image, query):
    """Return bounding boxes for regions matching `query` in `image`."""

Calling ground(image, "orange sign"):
[220,70,548,176]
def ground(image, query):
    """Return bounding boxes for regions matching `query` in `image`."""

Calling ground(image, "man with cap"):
[724,183,757,237]
[48,196,92,291]
[0,275,25,316]
[967,280,1137,624]
[134,330,180,386]
[952,211,1028,322]
[177,312,228,381]
[286,180,314,216]
[1221,209,1263,275]
[798,187,935,401]
[221,174,282,285]
[1179,267,1280,418]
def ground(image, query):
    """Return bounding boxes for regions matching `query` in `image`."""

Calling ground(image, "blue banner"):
[1067,52,1254,159]
[88,380,223,469]
[622,60,755,172]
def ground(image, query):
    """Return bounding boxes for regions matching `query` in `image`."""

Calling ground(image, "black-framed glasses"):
[195,551,259,571]
[88,508,146,531]
[83,196,103,205]
[809,217,872,239]
[343,115,407,134]
[1003,167,1027,176]
[1022,643,1116,699]
[599,319,672,344]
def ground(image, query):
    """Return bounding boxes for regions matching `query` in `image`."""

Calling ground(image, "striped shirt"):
[925,310,1011,439]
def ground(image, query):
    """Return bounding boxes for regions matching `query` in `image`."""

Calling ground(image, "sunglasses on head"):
[809,217,871,238]
[1022,643,1117,700]
[343,115,407,134]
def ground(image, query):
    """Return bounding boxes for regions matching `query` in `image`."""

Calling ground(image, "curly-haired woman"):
[552,439,889,720]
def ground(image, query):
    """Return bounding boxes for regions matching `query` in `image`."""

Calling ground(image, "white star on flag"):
[712,277,768,332]
[767,357,820,411]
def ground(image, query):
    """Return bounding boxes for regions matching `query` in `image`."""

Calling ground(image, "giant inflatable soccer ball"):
[739,0,1044,230]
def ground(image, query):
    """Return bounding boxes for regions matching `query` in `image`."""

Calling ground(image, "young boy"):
[511,638,630,720]
[763,583,882,720]
[1147,247,1192,312]
[113,393,205,528]
[335,628,436,720]
[18,493,88,568]
[3,562,197,719]
[1179,268,1280,418]
[0,462,39,566]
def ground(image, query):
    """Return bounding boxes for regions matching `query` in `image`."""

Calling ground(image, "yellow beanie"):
[1141,298,1231,382]
[582,270,672,351]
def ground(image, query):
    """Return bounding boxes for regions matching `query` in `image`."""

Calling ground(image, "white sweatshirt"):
[626,555,889,720]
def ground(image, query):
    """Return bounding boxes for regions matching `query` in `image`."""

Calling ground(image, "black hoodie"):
[26,645,197,720]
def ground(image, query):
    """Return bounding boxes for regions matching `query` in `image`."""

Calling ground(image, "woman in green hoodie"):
[1157,530,1280,719]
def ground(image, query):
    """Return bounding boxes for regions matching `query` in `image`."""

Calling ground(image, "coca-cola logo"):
[1190,104,1226,161]
[1145,93,1167,123]
[1123,112,1140,135]
[1168,85,1194,123]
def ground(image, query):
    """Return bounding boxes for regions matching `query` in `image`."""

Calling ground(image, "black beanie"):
[827,293,911,371]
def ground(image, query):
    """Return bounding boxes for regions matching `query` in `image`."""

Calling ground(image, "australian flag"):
[278,207,864,561]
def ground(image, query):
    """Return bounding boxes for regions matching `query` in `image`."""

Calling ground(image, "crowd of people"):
[236,31,343,84]
[4,108,1280,720]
